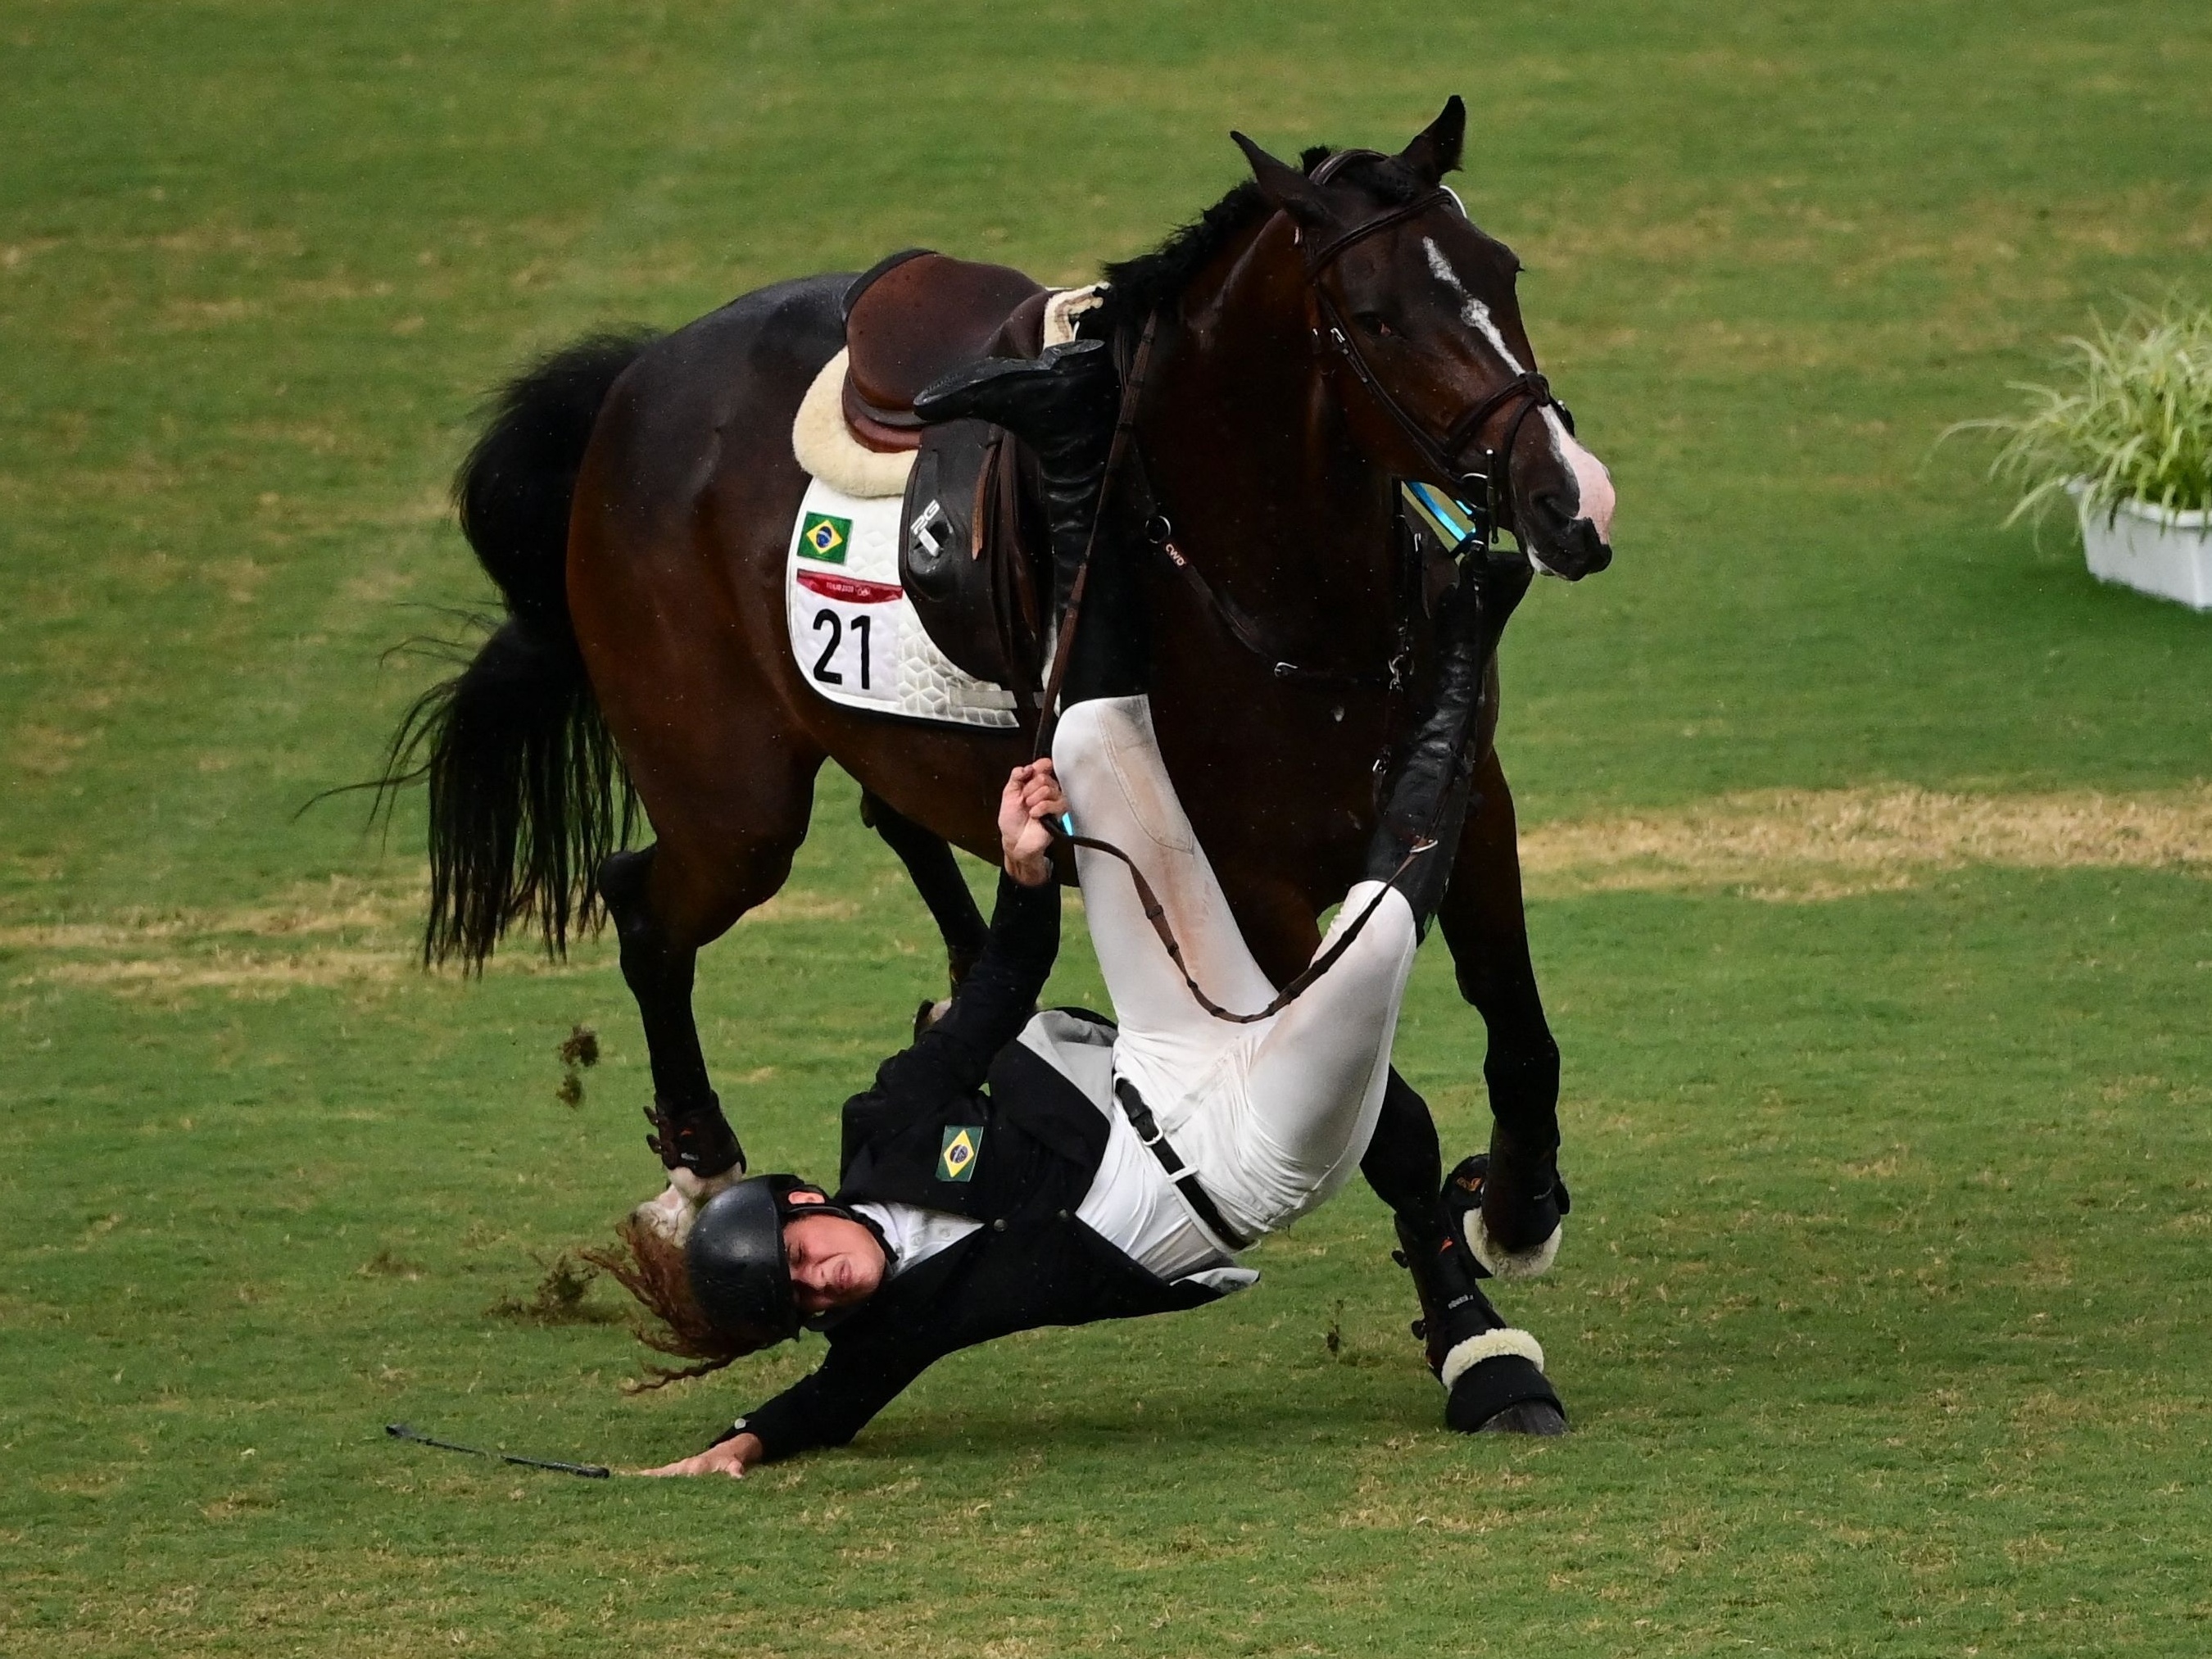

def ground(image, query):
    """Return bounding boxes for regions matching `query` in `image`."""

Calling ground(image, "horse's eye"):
[1356,311,1396,338]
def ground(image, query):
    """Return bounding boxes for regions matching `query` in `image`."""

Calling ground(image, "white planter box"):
[2071,483,2212,611]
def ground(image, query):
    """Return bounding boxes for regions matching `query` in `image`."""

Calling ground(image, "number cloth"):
[783,476,1019,728]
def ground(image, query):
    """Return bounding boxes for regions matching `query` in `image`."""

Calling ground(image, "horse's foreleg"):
[860,790,990,1014]
[1360,1067,1444,1213]
[1436,747,1567,1276]
[1362,1066,1565,1433]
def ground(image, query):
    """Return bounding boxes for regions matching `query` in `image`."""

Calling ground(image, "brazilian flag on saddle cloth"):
[800,511,850,564]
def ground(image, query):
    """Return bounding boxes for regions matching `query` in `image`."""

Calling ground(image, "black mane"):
[1086,145,1431,345]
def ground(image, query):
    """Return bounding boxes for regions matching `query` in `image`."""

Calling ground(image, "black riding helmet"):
[686,1174,882,1344]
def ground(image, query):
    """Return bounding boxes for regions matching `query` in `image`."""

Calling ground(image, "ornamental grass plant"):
[1955,299,2212,524]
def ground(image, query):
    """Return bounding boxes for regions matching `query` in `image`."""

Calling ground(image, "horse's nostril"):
[1531,491,1575,528]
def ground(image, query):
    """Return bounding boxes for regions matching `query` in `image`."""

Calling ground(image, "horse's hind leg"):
[859,790,990,1032]
[594,739,824,1231]
[601,845,734,1176]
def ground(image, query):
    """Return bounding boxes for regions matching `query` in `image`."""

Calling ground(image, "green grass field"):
[5,2,2210,1653]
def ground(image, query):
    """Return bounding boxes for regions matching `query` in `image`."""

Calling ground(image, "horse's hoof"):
[629,1166,741,1245]
[1475,1400,1570,1436]
[1444,1153,1566,1278]
[629,1184,693,1244]
[1450,1148,1569,1269]
[1468,1214,1562,1281]
[1443,1346,1566,1435]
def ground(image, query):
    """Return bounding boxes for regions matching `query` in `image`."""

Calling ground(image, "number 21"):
[809,609,871,690]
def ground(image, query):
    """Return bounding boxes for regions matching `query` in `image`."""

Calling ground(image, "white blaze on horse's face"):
[1548,408,1616,549]
[1422,236,1525,371]
[1420,234,1616,574]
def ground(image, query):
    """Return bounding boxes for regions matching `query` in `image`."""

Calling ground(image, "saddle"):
[838,250,1056,697]
[841,249,1049,451]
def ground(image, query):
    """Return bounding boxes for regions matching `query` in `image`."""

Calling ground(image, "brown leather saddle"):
[841,249,1054,700]
[841,248,1048,451]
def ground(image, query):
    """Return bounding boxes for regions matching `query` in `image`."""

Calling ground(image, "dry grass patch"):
[0,870,623,999]
[1521,784,2212,900]
[4,876,424,998]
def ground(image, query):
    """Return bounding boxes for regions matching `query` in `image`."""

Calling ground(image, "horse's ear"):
[1398,96,1466,185]
[1232,131,1330,227]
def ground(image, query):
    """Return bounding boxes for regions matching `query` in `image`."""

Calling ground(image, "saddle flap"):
[897,419,1044,696]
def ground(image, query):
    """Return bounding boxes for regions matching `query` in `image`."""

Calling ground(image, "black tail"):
[381,330,659,967]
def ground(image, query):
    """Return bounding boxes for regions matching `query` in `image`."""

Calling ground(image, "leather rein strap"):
[1061,823,1428,1027]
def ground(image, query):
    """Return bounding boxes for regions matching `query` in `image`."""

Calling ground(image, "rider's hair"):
[582,1214,776,1389]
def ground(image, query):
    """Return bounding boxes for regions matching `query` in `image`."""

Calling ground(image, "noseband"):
[1299,149,1571,555]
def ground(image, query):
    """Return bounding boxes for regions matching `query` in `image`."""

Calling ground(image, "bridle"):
[1300,147,1573,560]
[1114,153,1574,700]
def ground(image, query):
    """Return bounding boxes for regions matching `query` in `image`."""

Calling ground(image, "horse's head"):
[1232,99,1615,581]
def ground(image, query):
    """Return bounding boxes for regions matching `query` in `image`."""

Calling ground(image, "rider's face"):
[782,1195,888,1314]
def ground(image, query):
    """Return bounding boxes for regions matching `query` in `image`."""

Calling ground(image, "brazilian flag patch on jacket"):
[799,511,850,564]
[937,1125,982,1183]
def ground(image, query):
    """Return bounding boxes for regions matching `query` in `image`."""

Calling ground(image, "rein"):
[1126,458,1411,696]
[1059,824,1430,1027]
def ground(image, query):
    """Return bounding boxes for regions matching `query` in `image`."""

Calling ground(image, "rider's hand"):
[1021,759,1068,825]
[642,1431,761,1479]
[999,761,1062,887]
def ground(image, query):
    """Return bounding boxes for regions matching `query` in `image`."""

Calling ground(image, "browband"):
[1303,188,1456,275]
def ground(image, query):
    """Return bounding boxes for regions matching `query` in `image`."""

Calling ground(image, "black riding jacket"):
[731,874,1236,1463]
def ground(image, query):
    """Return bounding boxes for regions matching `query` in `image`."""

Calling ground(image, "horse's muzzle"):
[1521,491,1614,582]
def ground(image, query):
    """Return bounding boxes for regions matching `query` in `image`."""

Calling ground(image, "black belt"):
[1113,1078,1252,1252]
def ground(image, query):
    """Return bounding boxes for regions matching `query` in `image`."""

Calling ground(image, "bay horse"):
[388,99,1616,1419]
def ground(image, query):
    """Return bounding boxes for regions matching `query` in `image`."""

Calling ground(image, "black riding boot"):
[1362,582,1485,934]
[1362,553,1534,932]
[913,338,1140,695]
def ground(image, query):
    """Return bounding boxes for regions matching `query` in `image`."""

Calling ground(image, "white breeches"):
[1052,696,1420,1244]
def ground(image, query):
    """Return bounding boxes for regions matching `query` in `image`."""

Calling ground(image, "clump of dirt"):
[358,1247,424,1280]
[488,1250,621,1326]
[555,1023,599,1108]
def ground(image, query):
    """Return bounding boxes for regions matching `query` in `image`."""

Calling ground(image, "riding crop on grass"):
[1950,298,2212,524]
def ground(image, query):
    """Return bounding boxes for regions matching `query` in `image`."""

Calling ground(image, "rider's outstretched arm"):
[841,768,1064,1163]
[842,873,1058,1165]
